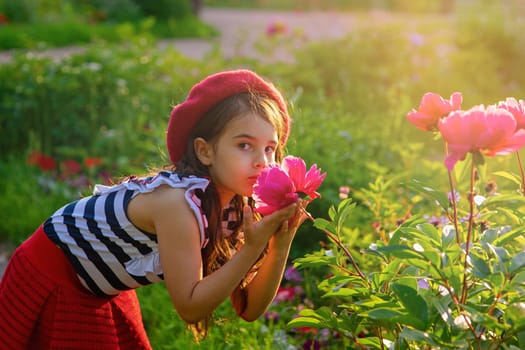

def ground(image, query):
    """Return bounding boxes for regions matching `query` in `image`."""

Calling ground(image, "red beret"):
[167,69,290,164]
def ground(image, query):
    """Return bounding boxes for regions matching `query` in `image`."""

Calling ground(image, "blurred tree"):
[131,0,193,20]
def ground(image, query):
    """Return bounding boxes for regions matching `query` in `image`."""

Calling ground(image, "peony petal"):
[282,156,306,190]
[449,92,463,110]
[253,166,297,215]
[407,92,463,132]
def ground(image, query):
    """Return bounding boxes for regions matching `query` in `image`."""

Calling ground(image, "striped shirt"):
[43,171,211,296]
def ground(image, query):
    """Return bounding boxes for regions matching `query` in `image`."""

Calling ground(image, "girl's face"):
[199,113,278,205]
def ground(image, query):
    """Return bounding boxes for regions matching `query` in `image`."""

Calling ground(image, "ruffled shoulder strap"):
[93,171,210,248]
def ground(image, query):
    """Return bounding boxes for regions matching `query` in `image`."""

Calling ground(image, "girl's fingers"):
[243,205,254,228]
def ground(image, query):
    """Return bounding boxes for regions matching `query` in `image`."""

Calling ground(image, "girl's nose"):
[253,151,268,168]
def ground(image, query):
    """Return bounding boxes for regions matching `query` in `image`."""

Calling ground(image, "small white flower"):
[413,243,424,252]
[474,195,486,206]
[454,314,471,330]
[325,249,334,257]
[85,62,102,71]
[442,224,456,238]
[438,285,450,296]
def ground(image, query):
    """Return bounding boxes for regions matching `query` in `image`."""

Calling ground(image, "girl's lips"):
[248,175,260,185]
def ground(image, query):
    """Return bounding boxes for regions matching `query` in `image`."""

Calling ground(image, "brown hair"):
[173,92,286,338]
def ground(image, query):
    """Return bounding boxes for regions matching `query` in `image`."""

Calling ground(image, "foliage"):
[290,92,525,348]
[132,0,193,20]
[0,0,216,50]
[0,156,90,242]
[293,191,525,348]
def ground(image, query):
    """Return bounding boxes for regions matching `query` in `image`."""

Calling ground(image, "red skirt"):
[0,226,152,350]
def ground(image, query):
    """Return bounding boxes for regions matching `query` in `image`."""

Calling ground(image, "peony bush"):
[288,93,525,349]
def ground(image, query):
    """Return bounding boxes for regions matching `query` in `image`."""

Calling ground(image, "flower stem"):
[461,156,476,304]
[322,228,367,281]
[444,142,461,245]
[302,207,367,280]
[516,151,525,196]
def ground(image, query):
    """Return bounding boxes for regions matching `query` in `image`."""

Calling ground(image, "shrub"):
[290,94,525,349]
[132,0,193,20]
[0,0,35,23]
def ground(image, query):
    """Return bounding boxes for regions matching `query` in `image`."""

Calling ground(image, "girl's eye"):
[238,143,251,150]
[265,146,276,153]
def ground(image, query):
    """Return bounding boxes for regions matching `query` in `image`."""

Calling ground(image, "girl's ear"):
[194,137,213,166]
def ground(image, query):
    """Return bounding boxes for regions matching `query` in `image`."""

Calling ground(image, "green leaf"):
[313,218,335,233]
[415,223,441,244]
[377,244,424,260]
[505,302,525,328]
[293,252,336,268]
[388,216,427,246]
[354,337,382,348]
[510,252,525,273]
[377,258,402,286]
[493,225,525,246]
[469,252,491,278]
[356,295,397,308]
[400,327,439,346]
[493,170,523,187]
[318,275,364,289]
[324,287,366,299]
[365,308,403,320]
[287,316,324,328]
[391,284,429,330]
[511,270,525,286]
[441,224,457,249]
[481,194,525,209]
[487,243,510,274]
[431,296,454,326]
[406,178,450,211]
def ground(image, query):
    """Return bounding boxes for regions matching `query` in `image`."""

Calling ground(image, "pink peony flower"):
[281,156,326,199]
[253,156,326,215]
[497,97,525,130]
[438,105,525,170]
[407,92,462,131]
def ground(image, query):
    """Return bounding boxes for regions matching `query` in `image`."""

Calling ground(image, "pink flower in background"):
[85,157,103,168]
[339,185,350,199]
[266,20,287,37]
[407,92,462,131]
[497,97,525,130]
[27,151,56,171]
[438,105,525,170]
[61,159,82,176]
[273,287,296,303]
[253,156,326,215]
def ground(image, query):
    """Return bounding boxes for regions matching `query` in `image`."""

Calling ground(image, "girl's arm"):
[232,205,306,321]
[150,188,296,324]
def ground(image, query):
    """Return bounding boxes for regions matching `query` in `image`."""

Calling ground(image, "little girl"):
[0,69,304,349]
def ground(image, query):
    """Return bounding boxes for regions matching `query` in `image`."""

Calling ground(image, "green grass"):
[0,17,217,50]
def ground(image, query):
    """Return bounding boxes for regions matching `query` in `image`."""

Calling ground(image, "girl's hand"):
[242,203,296,249]
[271,199,309,251]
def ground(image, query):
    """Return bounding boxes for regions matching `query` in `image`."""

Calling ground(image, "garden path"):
[0,6,429,276]
[0,7,423,64]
